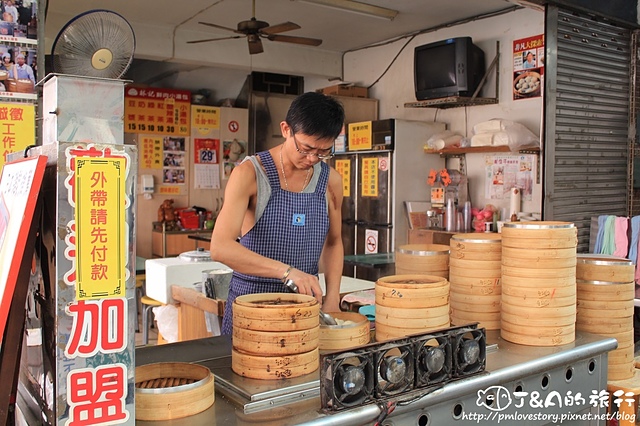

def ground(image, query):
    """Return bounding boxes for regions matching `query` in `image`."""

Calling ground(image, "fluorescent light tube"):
[297,0,398,21]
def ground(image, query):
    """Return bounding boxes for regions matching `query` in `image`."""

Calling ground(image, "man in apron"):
[210,92,345,335]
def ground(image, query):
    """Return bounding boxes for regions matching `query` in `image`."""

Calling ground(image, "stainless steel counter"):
[135,331,618,425]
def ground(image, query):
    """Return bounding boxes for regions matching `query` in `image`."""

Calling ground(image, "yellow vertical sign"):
[192,105,220,133]
[335,159,351,197]
[361,157,378,197]
[0,102,35,169]
[141,136,164,169]
[348,121,372,151]
[75,157,126,300]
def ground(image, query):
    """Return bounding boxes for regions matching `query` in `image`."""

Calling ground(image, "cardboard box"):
[318,84,368,98]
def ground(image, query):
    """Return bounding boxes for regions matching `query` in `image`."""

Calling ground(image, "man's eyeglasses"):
[291,132,334,160]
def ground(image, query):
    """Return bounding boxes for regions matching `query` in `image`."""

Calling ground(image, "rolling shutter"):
[544,6,632,252]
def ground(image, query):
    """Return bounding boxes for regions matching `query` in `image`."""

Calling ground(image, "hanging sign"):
[361,157,379,197]
[0,102,35,169]
[348,121,372,151]
[125,87,191,136]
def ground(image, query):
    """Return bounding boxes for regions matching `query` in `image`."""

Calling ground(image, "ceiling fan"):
[187,0,323,55]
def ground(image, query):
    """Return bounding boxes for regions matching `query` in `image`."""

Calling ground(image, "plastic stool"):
[135,275,145,332]
[141,295,163,345]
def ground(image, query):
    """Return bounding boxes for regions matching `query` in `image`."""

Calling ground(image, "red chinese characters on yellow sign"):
[124,87,191,136]
[64,299,129,425]
[348,121,372,151]
[75,157,126,300]
[0,102,35,169]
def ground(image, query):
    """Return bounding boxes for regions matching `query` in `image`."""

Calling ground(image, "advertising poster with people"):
[0,0,37,98]
[513,34,544,100]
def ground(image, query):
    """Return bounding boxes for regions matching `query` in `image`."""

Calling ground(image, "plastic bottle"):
[463,201,472,232]
[446,198,456,232]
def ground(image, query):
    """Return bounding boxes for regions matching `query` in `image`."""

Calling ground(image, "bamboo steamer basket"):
[448,234,502,332]
[375,274,450,341]
[500,221,577,346]
[319,312,370,351]
[576,298,634,312]
[375,320,450,342]
[500,274,576,288]
[576,304,633,318]
[135,362,214,421]
[375,274,449,308]
[450,307,501,330]
[231,348,319,379]
[576,281,635,301]
[232,293,319,330]
[395,244,450,278]
[232,293,320,379]
[6,78,33,93]
[576,255,635,282]
[501,221,577,245]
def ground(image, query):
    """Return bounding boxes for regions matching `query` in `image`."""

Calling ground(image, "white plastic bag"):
[501,120,540,152]
[152,304,178,343]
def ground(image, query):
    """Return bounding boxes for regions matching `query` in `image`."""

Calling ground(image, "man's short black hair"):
[285,92,345,140]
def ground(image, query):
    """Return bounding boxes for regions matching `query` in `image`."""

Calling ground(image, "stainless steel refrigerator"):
[331,118,446,280]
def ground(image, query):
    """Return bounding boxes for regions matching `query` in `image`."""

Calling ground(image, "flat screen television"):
[414,37,486,100]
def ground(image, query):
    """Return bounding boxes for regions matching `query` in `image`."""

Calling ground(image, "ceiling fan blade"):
[187,35,244,44]
[198,21,243,34]
[261,21,301,35]
[248,38,264,54]
[267,34,323,46]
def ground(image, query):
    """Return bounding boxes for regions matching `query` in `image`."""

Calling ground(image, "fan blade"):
[198,21,243,34]
[248,38,264,54]
[187,35,243,44]
[261,21,301,35]
[267,34,323,46]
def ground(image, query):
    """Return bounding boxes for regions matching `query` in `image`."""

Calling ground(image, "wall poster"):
[513,34,544,100]
[0,155,46,343]
[0,101,34,169]
[485,154,535,201]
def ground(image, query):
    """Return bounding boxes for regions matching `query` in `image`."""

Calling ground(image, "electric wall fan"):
[51,10,135,79]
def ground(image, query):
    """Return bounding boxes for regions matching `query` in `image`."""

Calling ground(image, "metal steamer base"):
[135,330,616,426]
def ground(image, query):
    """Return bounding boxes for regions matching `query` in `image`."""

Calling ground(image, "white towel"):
[470,133,493,147]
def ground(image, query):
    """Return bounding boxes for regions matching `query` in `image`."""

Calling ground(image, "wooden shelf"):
[405,96,498,109]
[424,145,540,156]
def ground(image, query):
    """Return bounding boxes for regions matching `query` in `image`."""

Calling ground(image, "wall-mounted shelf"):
[405,41,500,110]
[424,145,540,156]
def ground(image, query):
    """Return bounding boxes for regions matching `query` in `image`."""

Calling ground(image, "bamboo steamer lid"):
[395,244,450,277]
[374,320,450,342]
[609,344,635,364]
[576,304,634,318]
[501,284,576,299]
[451,233,501,250]
[319,312,370,351]
[502,265,576,279]
[500,311,575,327]
[375,303,449,319]
[449,279,501,296]
[375,275,449,308]
[500,328,574,347]
[232,348,319,379]
[576,255,635,282]
[501,221,577,243]
[135,363,215,421]
[449,307,501,321]
[501,292,576,308]
[233,293,319,328]
[232,325,319,355]
[450,317,501,330]
[450,258,502,270]
[576,280,634,301]
[576,321,633,335]
[500,300,576,317]
[606,330,635,348]
[500,274,576,288]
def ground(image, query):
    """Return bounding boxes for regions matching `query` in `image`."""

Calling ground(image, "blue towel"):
[593,215,608,254]
[630,216,640,264]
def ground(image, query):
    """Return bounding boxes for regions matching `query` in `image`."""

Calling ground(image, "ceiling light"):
[296,0,398,21]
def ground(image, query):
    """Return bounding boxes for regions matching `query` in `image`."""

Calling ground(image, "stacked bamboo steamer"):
[449,233,502,330]
[576,255,635,381]
[231,293,320,380]
[395,244,450,279]
[375,274,450,341]
[500,222,577,346]
[319,311,370,351]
